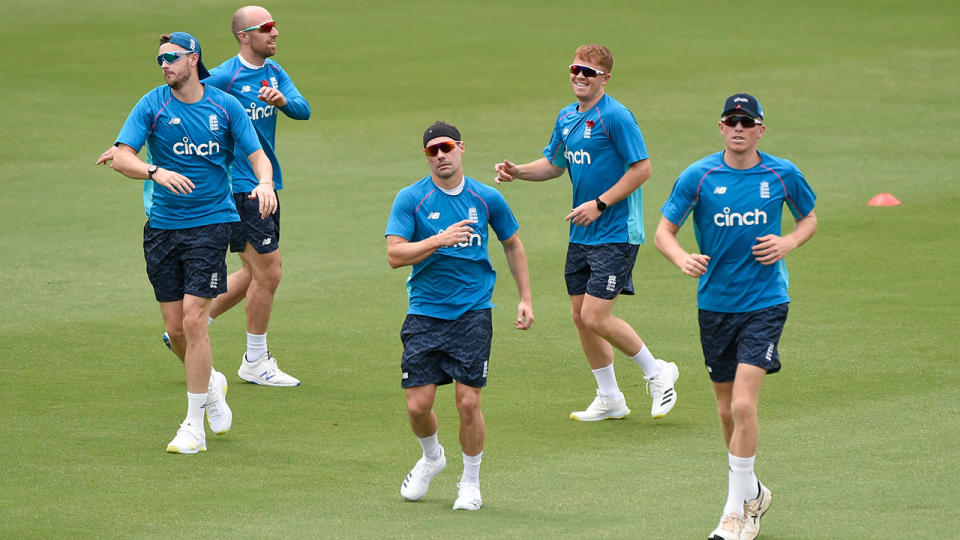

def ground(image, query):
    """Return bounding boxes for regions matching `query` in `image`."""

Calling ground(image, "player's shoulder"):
[135,85,172,109]
[555,102,579,122]
[758,151,801,174]
[396,176,435,198]
[463,176,503,199]
[680,151,726,178]
[206,56,241,80]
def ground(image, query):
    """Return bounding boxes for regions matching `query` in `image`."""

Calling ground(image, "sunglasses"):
[423,141,458,157]
[569,64,606,78]
[722,115,763,128]
[156,51,195,66]
[239,20,277,33]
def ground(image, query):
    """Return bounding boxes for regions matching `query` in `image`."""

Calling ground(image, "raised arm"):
[386,219,477,269]
[494,157,565,184]
[109,144,195,195]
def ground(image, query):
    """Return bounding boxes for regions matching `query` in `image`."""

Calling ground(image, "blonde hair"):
[573,44,613,73]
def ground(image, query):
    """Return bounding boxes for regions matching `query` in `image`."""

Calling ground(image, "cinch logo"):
[713,207,768,227]
[173,137,221,156]
[247,102,277,121]
[564,149,592,164]
[439,226,482,248]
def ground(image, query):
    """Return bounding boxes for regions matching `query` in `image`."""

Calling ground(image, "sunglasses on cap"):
[239,20,277,33]
[569,64,606,78]
[721,115,763,128]
[423,141,458,157]
[156,51,195,66]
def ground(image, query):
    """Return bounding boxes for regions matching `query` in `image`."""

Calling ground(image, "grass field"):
[2,0,959,538]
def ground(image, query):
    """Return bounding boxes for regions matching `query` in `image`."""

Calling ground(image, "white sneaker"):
[452,481,482,511]
[708,512,743,540]
[162,332,172,352]
[166,421,206,454]
[400,446,446,501]
[238,352,301,387]
[645,360,679,418]
[741,482,772,540]
[204,371,232,435]
[569,390,631,421]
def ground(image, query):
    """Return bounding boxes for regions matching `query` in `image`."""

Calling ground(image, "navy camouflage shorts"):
[699,303,789,383]
[230,191,280,254]
[143,222,230,302]
[400,309,492,389]
[564,242,638,299]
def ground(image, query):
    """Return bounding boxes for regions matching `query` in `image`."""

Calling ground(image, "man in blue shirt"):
[205,5,311,387]
[99,6,310,387]
[106,32,277,454]
[655,93,817,540]
[386,122,534,511]
[495,44,679,422]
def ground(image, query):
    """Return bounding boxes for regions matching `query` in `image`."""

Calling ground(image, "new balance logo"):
[168,117,181,125]
[261,238,272,246]
[713,186,727,194]
[427,212,440,220]
[241,85,251,93]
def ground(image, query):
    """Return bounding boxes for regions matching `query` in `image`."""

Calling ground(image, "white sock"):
[461,451,482,485]
[186,392,206,428]
[591,364,621,398]
[418,432,442,461]
[246,332,267,361]
[208,316,214,325]
[724,453,755,517]
[631,343,660,377]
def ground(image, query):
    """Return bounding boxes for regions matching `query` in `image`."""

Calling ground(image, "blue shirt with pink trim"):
[386,176,520,320]
[660,151,817,313]
[543,93,649,245]
[115,84,261,229]
[205,55,311,192]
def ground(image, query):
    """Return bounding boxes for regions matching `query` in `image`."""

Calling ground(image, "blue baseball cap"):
[166,31,210,80]
[722,93,763,119]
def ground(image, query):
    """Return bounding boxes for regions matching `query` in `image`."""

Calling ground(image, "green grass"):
[2,0,958,537]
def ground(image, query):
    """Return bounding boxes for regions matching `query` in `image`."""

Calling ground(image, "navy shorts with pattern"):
[143,222,230,302]
[699,303,789,383]
[400,309,493,389]
[564,242,639,300]
[230,191,280,254]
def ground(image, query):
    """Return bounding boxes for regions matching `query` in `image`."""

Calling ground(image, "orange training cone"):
[868,193,901,206]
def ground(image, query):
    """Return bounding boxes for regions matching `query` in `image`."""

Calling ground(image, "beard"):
[165,69,193,91]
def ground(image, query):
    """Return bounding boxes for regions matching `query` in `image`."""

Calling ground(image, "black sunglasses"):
[722,115,763,128]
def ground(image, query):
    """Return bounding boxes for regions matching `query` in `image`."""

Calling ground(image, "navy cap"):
[721,93,763,119]
[423,122,461,148]
[166,31,210,80]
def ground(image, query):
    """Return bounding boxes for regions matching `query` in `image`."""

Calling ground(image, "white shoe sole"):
[569,407,631,421]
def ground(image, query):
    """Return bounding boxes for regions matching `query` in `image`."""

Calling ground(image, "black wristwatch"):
[147,164,159,180]
[595,197,607,212]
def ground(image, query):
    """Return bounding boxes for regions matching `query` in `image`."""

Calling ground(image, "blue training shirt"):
[385,176,520,320]
[543,93,649,245]
[661,150,817,313]
[115,84,262,229]
[205,55,311,192]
